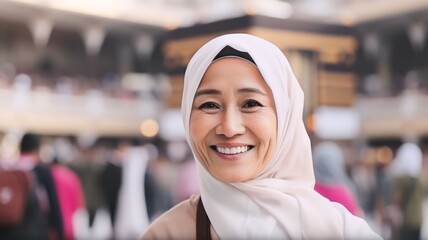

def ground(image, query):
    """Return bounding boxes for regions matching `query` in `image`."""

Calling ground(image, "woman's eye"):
[242,100,262,108]
[199,102,220,110]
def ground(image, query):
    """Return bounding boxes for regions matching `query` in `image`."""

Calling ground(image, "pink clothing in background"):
[174,160,199,204]
[315,183,361,216]
[52,165,85,240]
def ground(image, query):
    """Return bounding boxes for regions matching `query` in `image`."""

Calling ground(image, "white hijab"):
[389,142,423,178]
[182,33,380,239]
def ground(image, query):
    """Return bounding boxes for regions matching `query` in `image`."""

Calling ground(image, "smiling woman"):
[190,57,277,183]
[141,33,381,240]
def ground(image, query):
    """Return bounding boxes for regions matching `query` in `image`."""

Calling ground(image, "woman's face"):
[190,57,277,182]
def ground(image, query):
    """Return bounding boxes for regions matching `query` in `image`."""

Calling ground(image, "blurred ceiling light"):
[140,119,159,138]
[293,0,334,19]
[407,20,426,51]
[363,31,380,58]
[28,17,54,48]
[11,0,428,29]
[198,0,244,23]
[245,0,293,19]
[119,5,187,29]
[82,25,106,55]
[10,0,184,29]
[134,34,154,58]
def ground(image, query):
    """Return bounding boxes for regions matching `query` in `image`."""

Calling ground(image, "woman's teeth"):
[216,146,250,155]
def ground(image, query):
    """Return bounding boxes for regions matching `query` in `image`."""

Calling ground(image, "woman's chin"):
[212,171,252,183]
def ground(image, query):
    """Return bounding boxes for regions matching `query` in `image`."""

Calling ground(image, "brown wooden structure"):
[162,15,357,117]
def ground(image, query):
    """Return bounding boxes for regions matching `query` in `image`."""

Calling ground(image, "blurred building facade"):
[0,0,426,145]
[0,1,426,145]
[1,1,428,239]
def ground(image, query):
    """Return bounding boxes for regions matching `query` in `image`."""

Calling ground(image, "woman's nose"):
[215,108,245,137]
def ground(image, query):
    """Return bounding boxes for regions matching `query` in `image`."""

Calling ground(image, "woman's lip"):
[209,145,254,161]
[212,149,247,161]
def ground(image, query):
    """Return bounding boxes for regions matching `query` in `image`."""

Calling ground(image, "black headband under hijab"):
[212,45,256,65]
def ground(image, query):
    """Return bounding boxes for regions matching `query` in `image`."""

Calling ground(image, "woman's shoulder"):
[142,195,199,240]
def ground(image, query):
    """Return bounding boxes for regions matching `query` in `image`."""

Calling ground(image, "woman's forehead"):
[198,57,268,89]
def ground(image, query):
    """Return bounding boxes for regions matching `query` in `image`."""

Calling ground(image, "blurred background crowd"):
[1,0,428,239]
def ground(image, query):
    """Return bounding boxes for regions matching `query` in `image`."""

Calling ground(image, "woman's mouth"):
[210,145,254,155]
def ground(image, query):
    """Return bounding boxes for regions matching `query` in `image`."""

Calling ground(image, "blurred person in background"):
[114,144,152,239]
[386,142,425,240]
[48,138,85,240]
[98,141,158,239]
[69,143,105,230]
[142,33,381,239]
[351,149,378,217]
[313,141,363,216]
[146,150,176,220]
[172,147,199,205]
[370,146,395,239]
[0,63,16,88]
[0,133,51,240]
[142,148,158,222]
[14,133,63,240]
[163,140,200,206]
[98,142,126,235]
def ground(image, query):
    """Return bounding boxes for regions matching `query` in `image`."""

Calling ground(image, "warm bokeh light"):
[140,119,159,138]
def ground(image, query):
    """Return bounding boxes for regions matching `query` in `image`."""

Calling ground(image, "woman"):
[313,141,362,216]
[142,33,381,239]
[387,142,424,240]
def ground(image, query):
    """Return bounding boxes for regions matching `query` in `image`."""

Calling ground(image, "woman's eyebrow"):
[195,88,221,97]
[238,88,267,95]
[195,87,267,97]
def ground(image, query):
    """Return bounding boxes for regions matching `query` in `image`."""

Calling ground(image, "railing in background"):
[0,88,160,136]
[357,93,428,138]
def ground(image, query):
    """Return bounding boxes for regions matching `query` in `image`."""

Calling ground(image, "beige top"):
[141,195,219,240]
